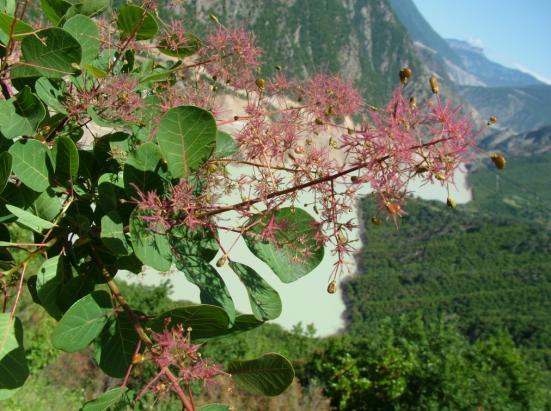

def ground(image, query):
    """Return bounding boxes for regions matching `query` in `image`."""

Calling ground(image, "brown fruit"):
[327,280,337,294]
[491,154,506,170]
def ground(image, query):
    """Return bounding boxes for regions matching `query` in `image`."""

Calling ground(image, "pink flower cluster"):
[151,324,223,385]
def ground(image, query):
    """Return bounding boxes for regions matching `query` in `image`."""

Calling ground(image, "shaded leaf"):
[52,135,79,180]
[149,305,230,340]
[0,151,11,194]
[244,207,324,283]
[229,261,282,321]
[227,353,294,396]
[0,314,29,400]
[35,77,67,114]
[117,5,158,41]
[36,255,68,319]
[214,130,238,158]
[101,211,130,256]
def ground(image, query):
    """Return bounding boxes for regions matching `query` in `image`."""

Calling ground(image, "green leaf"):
[0,12,33,43]
[35,77,68,114]
[244,207,324,283]
[95,316,140,378]
[156,106,217,178]
[82,386,129,411]
[69,0,109,18]
[36,256,67,320]
[197,405,230,411]
[101,211,130,256]
[0,314,29,400]
[129,208,172,272]
[117,5,158,41]
[8,139,50,192]
[52,135,79,180]
[169,225,218,262]
[40,0,72,25]
[174,256,235,323]
[32,188,62,221]
[5,204,55,232]
[229,261,282,321]
[97,173,125,214]
[214,130,238,158]
[13,86,47,132]
[123,142,163,198]
[227,353,294,396]
[0,151,11,194]
[63,14,100,65]
[138,61,182,84]
[51,290,112,352]
[14,27,81,79]
[158,32,202,58]
[149,305,230,340]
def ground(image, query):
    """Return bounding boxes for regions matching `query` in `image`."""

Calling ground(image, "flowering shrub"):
[0,1,501,409]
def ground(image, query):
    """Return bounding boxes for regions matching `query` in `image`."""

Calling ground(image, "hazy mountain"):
[459,85,551,133]
[478,125,551,157]
[447,39,543,88]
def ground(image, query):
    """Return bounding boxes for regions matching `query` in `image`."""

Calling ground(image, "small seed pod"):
[294,145,304,154]
[290,205,296,214]
[409,96,417,110]
[350,175,360,184]
[491,154,506,170]
[216,255,228,267]
[275,64,282,71]
[385,202,401,215]
[327,280,337,294]
[447,196,457,209]
[434,172,446,181]
[207,163,218,173]
[315,118,324,125]
[234,115,240,121]
[415,165,429,174]
[429,75,439,94]
[488,115,497,125]
[132,354,145,364]
[255,78,266,91]
[329,136,338,149]
[305,138,313,146]
[399,67,413,84]
[371,216,381,225]
[209,14,220,24]
[337,230,347,245]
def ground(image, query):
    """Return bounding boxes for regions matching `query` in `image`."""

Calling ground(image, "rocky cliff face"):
[182,0,437,105]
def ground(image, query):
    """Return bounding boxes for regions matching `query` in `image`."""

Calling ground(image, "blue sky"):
[412,0,551,84]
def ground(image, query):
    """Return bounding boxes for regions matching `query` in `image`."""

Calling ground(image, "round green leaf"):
[0,314,29,400]
[95,316,140,378]
[227,353,295,396]
[15,27,81,78]
[52,135,79,179]
[8,139,50,192]
[148,304,230,340]
[33,188,62,221]
[117,5,158,41]
[0,151,11,194]
[51,290,112,352]
[0,12,33,43]
[0,87,46,138]
[229,261,282,321]
[36,255,68,320]
[156,106,217,178]
[40,0,72,25]
[244,207,324,283]
[63,14,100,65]
[129,208,172,272]
[82,386,129,411]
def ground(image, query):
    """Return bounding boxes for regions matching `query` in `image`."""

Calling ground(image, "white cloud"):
[513,63,551,85]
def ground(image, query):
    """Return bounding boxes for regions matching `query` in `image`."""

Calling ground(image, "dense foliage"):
[0,0,488,409]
